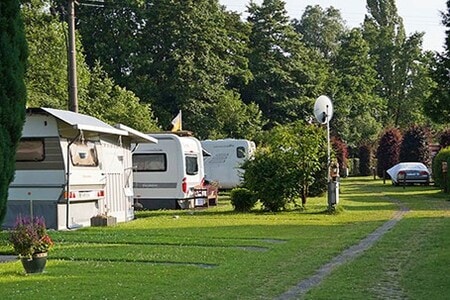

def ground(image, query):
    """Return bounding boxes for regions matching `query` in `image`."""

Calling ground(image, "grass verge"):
[1,177,448,299]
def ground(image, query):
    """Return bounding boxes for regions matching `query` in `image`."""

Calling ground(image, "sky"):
[219,0,447,52]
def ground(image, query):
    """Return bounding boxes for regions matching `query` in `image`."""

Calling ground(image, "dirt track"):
[276,196,409,300]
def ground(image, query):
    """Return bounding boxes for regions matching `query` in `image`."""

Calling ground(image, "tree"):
[77,0,256,138]
[399,126,431,165]
[23,0,158,130]
[80,63,159,133]
[363,0,433,128]
[292,5,346,60]
[74,0,142,89]
[376,127,402,178]
[425,0,450,125]
[0,0,28,223]
[331,28,384,147]
[200,90,266,140]
[244,0,327,127]
[359,144,373,176]
[243,121,326,210]
[23,0,90,110]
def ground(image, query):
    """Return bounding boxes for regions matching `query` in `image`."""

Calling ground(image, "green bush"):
[308,162,328,197]
[230,188,257,212]
[242,149,291,211]
[242,122,326,211]
[432,147,450,191]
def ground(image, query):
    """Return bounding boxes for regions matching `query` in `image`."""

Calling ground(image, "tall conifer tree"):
[0,0,28,223]
[245,0,327,127]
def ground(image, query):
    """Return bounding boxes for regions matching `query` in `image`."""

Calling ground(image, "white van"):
[132,133,205,209]
[201,139,256,189]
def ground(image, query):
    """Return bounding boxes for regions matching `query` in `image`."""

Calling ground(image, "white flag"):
[171,110,182,131]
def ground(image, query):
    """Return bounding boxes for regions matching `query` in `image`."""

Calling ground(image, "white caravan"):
[4,108,156,230]
[132,133,205,209]
[201,139,256,189]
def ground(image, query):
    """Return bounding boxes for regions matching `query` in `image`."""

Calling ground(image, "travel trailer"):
[132,133,206,209]
[201,139,256,189]
[4,108,156,230]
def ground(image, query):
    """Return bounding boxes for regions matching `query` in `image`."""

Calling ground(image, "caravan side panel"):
[201,139,255,189]
[5,115,65,229]
[133,134,204,209]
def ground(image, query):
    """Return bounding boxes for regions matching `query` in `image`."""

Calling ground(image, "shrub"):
[230,188,257,212]
[242,148,291,212]
[399,125,431,165]
[242,122,326,211]
[376,128,402,178]
[359,144,372,176]
[331,136,348,177]
[308,160,328,197]
[439,129,450,148]
[348,158,360,176]
[432,147,450,191]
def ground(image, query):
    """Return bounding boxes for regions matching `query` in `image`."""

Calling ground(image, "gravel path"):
[0,255,17,263]
[276,197,409,300]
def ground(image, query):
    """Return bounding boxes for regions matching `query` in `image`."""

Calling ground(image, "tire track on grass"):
[276,196,409,300]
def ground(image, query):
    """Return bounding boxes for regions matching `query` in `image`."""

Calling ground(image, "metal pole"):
[68,0,78,113]
[326,105,334,209]
[326,105,330,181]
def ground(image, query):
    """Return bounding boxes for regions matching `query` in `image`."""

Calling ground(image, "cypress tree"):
[0,0,28,223]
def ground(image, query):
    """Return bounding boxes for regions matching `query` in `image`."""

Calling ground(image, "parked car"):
[387,162,430,186]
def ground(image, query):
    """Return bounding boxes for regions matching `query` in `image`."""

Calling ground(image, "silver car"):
[387,162,430,186]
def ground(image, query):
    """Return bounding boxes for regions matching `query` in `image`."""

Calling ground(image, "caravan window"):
[185,155,198,175]
[16,139,45,161]
[236,146,246,158]
[133,154,167,172]
[70,141,99,167]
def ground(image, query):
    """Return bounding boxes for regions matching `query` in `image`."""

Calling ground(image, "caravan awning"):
[115,124,157,144]
[41,107,127,136]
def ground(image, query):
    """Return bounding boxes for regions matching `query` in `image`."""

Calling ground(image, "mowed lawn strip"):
[305,180,450,299]
[1,177,442,299]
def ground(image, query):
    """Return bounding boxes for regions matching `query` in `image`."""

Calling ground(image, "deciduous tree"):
[363,0,433,128]
[292,5,346,60]
[425,0,450,125]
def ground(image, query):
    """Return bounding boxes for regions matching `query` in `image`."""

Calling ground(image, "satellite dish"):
[314,95,333,124]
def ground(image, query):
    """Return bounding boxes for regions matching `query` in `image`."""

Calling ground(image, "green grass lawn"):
[1,177,449,299]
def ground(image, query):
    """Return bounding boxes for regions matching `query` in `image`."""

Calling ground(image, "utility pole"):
[68,0,78,113]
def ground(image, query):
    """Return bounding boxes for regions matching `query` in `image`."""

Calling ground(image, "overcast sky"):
[219,0,447,52]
